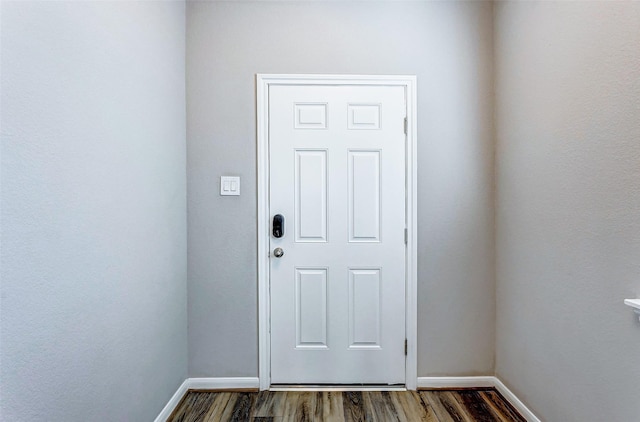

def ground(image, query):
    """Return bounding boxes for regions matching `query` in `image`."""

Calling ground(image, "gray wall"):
[187,1,495,378]
[5,2,638,419]
[495,2,640,421]
[0,2,187,420]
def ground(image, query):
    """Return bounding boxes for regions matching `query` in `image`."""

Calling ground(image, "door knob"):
[273,247,284,258]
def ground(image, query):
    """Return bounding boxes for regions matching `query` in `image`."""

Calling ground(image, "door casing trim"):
[256,74,418,390]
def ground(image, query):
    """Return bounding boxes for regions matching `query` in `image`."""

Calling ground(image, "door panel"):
[349,268,381,348]
[295,268,328,348]
[269,85,406,384]
[294,150,328,242]
[348,150,381,242]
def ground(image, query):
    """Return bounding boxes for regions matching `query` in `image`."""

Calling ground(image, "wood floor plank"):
[320,391,345,422]
[479,390,527,422]
[201,392,233,421]
[280,392,305,422]
[206,392,239,422]
[390,391,439,422]
[452,390,501,422]
[364,391,402,422]
[422,391,473,422]
[228,392,257,421]
[170,391,217,422]
[421,391,457,422]
[252,391,287,417]
[342,391,366,422]
[291,391,317,422]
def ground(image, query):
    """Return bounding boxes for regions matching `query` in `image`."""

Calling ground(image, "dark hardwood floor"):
[167,389,526,422]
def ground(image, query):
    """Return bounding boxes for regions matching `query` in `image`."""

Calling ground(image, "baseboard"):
[417,376,496,389]
[493,378,541,422]
[417,376,540,422]
[269,385,407,392]
[154,377,260,422]
[188,377,260,391]
[154,379,189,422]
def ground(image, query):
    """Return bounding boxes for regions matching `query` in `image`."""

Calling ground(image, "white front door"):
[269,84,407,385]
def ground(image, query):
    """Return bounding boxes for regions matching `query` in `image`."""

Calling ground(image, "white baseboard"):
[154,379,189,422]
[154,377,260,422]
[493,378,541,422]
[417,376,540,422]
[417,376,496,389]
[269,385,407,392]
[188,377,260,390]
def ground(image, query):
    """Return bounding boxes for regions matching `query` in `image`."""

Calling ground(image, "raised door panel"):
[295,150,328,242]
[348,150,381,242]
[348,104,381,130]
[295,268,328,349]
[349,269,381,349]
[295,103,327,129]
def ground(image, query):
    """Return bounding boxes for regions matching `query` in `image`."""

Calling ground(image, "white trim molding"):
[256,74,418,391]
[270,385,407,392]
[493,378,541,422]
[154,379,189,422]
[417,376,496,389]
[417,376,540,422]
[188,377,260,390]
[154,377,261,421]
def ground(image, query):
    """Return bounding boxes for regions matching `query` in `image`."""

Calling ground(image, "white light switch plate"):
[220,176,240,196]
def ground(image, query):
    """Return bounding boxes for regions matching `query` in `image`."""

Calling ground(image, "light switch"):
[220,176,240,196]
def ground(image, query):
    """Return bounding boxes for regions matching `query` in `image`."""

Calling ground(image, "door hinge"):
[404,339,408,356]
[404,228,408,245]
[403,117,408,135]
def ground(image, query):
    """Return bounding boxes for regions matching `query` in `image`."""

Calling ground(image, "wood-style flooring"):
[168,389,526,422]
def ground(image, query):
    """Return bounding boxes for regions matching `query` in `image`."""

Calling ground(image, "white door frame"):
[256,74,417,391]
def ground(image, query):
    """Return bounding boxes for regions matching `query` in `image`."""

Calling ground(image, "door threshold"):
[269,384,407,392]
